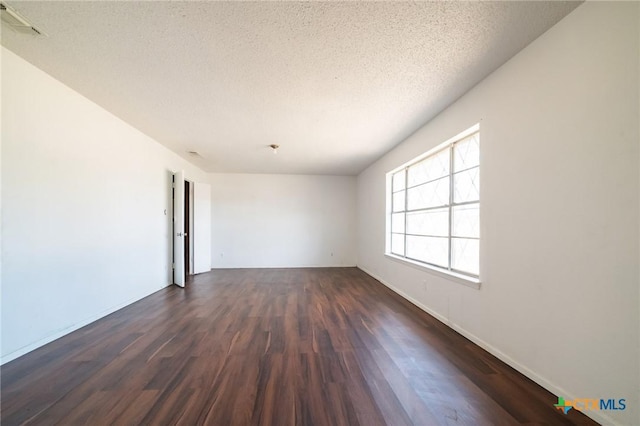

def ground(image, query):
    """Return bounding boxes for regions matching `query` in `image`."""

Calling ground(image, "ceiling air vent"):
[0,2,45,36]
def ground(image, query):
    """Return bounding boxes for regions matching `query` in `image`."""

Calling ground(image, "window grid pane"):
[406,208,449,237]
[393,170,406,192]
[392,190,405,213]
[391,213,405,234]
[406,176,449,210]
[391,233,405,256]
[453,133,480,172]
[452,204,479,238]
[407,149,450,187]
[451,237,479,276]
[453,166,479,204]
[406,235,448,268]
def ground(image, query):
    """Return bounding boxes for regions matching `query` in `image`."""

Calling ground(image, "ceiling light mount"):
[269,144,279,154]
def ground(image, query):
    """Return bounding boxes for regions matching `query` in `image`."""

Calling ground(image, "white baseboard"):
[210,264,358,269]
[356,265,616,426]
[0,283,172,365]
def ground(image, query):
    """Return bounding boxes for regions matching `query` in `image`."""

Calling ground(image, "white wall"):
[193,182,212,274]
[1,47,208,363]
[210,173,356,268]
[357,3,639,425]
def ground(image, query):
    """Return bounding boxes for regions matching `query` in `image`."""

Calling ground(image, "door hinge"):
[172,262,175,269]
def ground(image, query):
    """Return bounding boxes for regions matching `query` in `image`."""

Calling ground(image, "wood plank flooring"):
[1,268,598,425]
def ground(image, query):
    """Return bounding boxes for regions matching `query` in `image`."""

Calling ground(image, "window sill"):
[384,253,481,290]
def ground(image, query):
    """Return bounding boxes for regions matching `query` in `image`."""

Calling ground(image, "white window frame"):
[385,124,480,287]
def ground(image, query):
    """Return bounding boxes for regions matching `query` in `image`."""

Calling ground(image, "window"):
[387,125,479,279]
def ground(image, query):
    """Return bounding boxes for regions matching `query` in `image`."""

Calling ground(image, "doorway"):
[172,172,211,287]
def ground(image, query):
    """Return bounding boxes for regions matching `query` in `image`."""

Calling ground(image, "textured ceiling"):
[1,1,580,175]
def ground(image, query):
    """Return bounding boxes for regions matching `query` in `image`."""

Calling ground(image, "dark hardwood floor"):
[1,268,597,425]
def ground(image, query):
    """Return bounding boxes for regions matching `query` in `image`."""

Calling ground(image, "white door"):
[193,182,212,274]
[173,171,185,287]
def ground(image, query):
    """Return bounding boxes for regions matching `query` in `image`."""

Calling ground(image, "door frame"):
[184,179,195,276]
[172,173,208,286]
[172,171,185,287]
